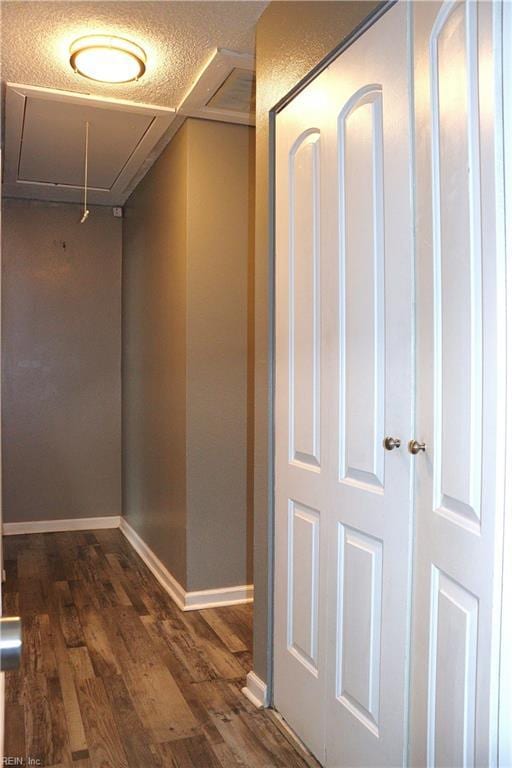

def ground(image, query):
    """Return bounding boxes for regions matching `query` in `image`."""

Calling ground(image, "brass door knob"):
[408,439,426,455]
[383,436,401,451]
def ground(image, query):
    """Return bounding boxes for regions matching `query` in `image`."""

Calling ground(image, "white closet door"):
[409,2,507,766]
[274,67,331,762]
[274,3,414,765]
[323,4,414,766]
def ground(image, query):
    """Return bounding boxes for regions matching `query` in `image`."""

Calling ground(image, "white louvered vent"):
[179,49,255,126]
[207,68,256,114]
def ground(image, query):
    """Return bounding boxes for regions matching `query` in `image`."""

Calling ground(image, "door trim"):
[270,2,397,116]
[500,1,512,763]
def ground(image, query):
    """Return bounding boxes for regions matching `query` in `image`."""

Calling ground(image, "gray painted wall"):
[252,0,381,684]
[2,199,122,523]
[122,124,189,587]
[122,118,254,592]
[186,119,255,591]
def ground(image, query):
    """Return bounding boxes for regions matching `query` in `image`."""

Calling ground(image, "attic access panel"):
[18,98,152,188]
[3,83,177,205]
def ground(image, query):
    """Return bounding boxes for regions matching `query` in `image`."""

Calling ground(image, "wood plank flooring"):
[3,529,317,768]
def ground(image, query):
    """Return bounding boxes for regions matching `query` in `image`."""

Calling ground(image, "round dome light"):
[69,35,146,83]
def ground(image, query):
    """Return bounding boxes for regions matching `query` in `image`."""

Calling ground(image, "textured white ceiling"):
[0,1,267,109]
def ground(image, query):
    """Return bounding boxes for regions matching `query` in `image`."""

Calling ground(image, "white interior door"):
[323,4,414,766]
[409,2,507,765]
[274,61,330,764]
[274,3,414,765]
[274,2,507,766]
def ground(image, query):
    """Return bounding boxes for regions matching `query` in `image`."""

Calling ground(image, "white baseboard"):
[119,517,254,612]
[185,583,254,610]
[3,515,121,535]
[3,514,253,613]
[119,517,188,609]
[242,671,268,709]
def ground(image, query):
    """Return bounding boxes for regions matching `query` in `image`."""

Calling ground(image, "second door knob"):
[408,439,426,455]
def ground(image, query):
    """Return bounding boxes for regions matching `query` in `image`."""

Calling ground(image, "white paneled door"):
[274,76,330,765]
[275,3,414,765]
[274,1,507,766]
[409,2,507,765]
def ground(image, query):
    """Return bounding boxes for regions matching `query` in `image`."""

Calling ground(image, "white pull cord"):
[80,121,90,224]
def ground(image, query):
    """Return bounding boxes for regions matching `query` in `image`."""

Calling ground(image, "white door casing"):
[500,2,512,764]
[409,1,507,766]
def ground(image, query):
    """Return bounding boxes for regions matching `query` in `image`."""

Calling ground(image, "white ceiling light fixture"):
[69,35,146,84]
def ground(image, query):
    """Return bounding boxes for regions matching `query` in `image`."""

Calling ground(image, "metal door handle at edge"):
[408,439,426,455]
[383,436,401,451]
[0,616,22,671]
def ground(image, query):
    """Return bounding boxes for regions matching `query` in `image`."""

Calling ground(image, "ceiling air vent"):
[207,68,255,114]
[179,49,255,126]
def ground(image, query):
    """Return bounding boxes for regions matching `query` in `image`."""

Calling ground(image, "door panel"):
[428,568,478,768]
[433,0,483,533]
[340,87,385,492]
[409,2,506,765]
[289,131,321,469]
[336,525,383,737]
[288,501,320,673]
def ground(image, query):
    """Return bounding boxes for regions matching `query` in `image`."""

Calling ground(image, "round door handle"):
[0,617,22,671]
[408,439,426,455]
[383,436,401,451]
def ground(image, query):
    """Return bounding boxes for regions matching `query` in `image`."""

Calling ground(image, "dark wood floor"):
[3,529,315,768]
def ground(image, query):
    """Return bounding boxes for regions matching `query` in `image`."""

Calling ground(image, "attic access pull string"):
[80,120,90,224]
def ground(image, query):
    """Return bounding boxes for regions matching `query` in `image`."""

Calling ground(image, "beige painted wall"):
[2,199,122,523]
[252,0,380,683]
[122,118,255,592]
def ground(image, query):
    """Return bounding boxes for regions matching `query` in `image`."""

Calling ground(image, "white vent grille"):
[179,49,255,127]
[207,68,255,114]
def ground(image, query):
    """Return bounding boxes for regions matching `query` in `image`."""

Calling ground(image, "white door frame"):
[267,2,511,765]
[499,0,512,763]
[0,146,4,764]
